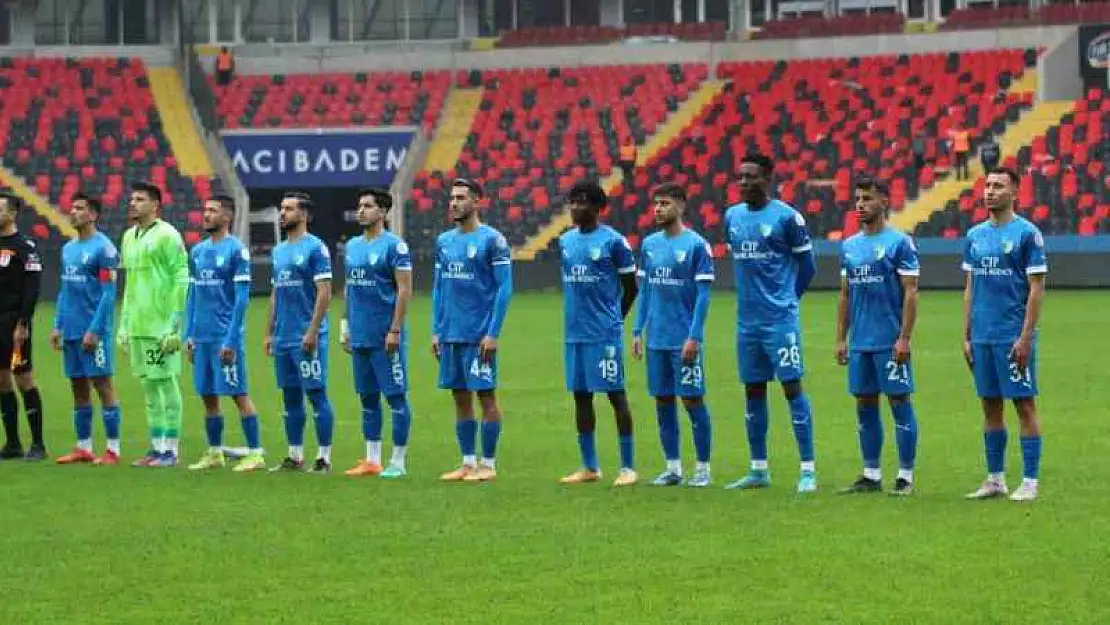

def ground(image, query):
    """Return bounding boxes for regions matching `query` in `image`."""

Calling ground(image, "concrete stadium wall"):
[1038,28,1082,102]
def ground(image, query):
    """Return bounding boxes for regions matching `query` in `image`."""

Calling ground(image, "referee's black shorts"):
[0,320,33,375]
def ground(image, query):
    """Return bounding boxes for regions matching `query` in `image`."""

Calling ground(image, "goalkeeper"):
[118,181,189,467]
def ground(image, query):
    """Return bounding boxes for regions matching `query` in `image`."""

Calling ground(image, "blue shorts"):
[736,326,805,384]
[352,346,407,397]
[646,348,706,398]
[848,349,914,396]
[193,342,249,397]
[565,341,625,393]
[438,342,496,391]
[972,342,1038,399]
[274,342,329,391]
[62,340,113,379]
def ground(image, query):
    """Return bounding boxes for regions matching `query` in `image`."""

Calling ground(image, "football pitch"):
[1,290,1107,624]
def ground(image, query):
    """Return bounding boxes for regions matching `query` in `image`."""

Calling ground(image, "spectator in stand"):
[911,136,927,172]
[618,139,637,182]
[950,126,971,181]
[216,47,235,87]
[980,137,1001,174]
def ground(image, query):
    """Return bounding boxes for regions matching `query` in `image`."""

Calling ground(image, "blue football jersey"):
[963,217,1047,344]
[433,225,511,343]
[637,228,715,350]
[841,228,920,351]
[344,231,412,349]
[724,199,813,331]
[271,233,332,348]
[56,232,118,341]
[189,235,252,345]
[560,225,637,344]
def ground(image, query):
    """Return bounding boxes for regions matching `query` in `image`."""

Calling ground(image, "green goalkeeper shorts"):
[129,337,183,379]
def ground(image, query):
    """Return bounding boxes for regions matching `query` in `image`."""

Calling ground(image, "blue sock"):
[890,401,918,470]
[204,414,224,448]
[686,402,712,463]
[102,405,121,440]
[788,393,815,464]
[281,387,307,447]
[745,395,770,463]
[455,419,477,457]
[857,403,883,469]
[577,432,598,471]
[481,420,501,459]
[655,401,680,462]
[74,405,93,441]
[241,414,260,450]
[618,434,634,470]
[360,392,383,443]
[386,394,411,447]
[1020,435,1042,480]
[984,429,1008,474]
[307,389,334,447]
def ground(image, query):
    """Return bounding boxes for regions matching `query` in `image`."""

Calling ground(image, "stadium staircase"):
[513,79,727,260]
[423,88,484,172]
[0,163,75,238]
[147,67,214,177]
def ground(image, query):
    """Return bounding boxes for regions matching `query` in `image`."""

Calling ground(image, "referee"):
[0,191,46,460]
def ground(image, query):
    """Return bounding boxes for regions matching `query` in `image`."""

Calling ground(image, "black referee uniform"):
[0,229,44,458]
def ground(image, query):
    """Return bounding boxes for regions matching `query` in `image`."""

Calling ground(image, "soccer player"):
[52,194,123,465]
[0,191,45,460]
[632,183,714,487]
[963,167,1046,502]
[558,181,640,487]
[341,187,413,479]
[724,153,818,493]
[184,195,265,472]
[266,191,336,474]
[118,181,189,467]
[834,177,920,496]
[433,178,510,483]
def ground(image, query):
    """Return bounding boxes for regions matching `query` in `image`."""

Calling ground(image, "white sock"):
[1022,477,1038,488]
[695,461,710,473]
[751,459,768,471]
[290,445,305,462]
[897,469,914,483]
[390,445,407,467]
[152,438,164,453]
[77,439,93,452]
[166,439,180,455]
[462,454,477,467]
[988,472,1005,483]
[863,467,882,481]
[249,447,263,455]
[666,459,682,474]
[480,457,496,469]
[366,441,382,464]
[318,446,332,462]
[800,461,816,473]
[106,439,120,454]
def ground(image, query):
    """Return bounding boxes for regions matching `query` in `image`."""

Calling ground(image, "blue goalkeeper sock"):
[618,434,634,470]
[655,401,680,462]
[455,418,477,459]
[386,394,411,448]
[360,392,383,443]
[788,393,815,464]
[890,400,918,471]
[281,387,306,447]
[984,429,1008,475]
[481,419,501,460]
[1020,435,1042,480]
[241,414,261,451]
[102,405,121,442]
[857,403,883,470]
[686,402,712,463]
[74,405,93,444]
[204,414,224,448]
[307,389,334,448]
[745,395,769,464]
[577,432,598,471]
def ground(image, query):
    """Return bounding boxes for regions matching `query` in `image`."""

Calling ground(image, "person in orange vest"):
[618,139,637,182]
[215,47,235,87]
[950,127,971,181]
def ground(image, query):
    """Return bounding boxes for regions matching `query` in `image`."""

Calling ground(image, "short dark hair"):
[854,175,889,197]
[0,190,22,212]
[131,181,163,205]
[282,190,315,213]
[986,166,1020,188]
[452,178,485,199]
[652,182,687,203]
[209,194,235,214]
[73,191,102,215]
[740,153,775,176]
[358,187,393,211]
[567,180,608,210]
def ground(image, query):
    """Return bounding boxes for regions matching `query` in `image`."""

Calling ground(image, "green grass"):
[1,291,1107,624]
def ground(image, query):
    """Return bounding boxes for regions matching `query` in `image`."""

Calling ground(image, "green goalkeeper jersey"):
[120,219,189,338]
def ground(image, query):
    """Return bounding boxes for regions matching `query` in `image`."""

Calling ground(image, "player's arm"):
[160,230,189,342]
[615,237,638,319]
[303,241,333,355]
[264,285,276,355]
[117,235,131,343]
[786,212,816,297]
[1014,232,1047,369]
[431,244,444,338]
[835,273,850,365]
[632,267,650,339]
[88,249,118,341]
[17,240,41,330]
[223,268,251,350]
[687,243,714,345]
[893,238,921,363]
[486,258,512,340]
[184,251,196,343]
[961,237,975,368]
[388,245,413,338]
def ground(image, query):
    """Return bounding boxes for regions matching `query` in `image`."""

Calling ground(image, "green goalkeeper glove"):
[160,312,183,354]
[117,330,130,355]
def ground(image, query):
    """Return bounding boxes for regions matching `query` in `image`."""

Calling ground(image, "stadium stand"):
[753,13,905,40]
[941,2,1110,30]
[497,21,727,47]
[0,56,222,251]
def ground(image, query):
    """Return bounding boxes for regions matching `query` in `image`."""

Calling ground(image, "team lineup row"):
[4,157,1047,501]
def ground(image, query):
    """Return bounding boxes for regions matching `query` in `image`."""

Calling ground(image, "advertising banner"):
[1079,24,1110,91]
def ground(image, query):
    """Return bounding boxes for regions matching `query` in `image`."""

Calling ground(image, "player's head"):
[449,178,483,224]
[652,182,686,228]
[738,153,774,205]
[983,167,1019,214]
[566,180,607,227]
[356,187,392,230]
[854,176,890,226]
[203,194,235,234]
[279,191,313,233]
[69,192,102,230]
[129,181,162,223]
[0,190,22,229]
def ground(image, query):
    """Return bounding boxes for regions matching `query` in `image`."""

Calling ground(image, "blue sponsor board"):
[222,128,415,188]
